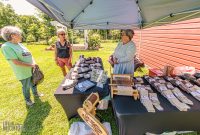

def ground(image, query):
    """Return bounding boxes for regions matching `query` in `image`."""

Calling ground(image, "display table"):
[112,91,200,135]
[54,69,109,119]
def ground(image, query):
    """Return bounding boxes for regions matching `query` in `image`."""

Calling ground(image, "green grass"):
[0,42,117,135]
[0,42,199,135]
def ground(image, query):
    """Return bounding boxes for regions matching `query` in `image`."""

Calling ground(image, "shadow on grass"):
[21,97,51,135]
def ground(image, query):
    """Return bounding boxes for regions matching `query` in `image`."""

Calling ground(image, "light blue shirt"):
[113,41,136,74]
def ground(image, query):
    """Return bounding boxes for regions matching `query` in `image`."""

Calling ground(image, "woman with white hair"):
[109,29,136,74]
[55,28,72,76]
[1,26,43,106]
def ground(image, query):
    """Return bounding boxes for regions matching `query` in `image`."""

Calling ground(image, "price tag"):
[149,79,155,83]
[185,83,193,88]
[154,83,160,87]
[175,81,181,85]
[141,95,149,100]
[196,92,200,96]
[196,89,200,94]
[159,86,167,91]
[167,84,174,89]
[150,96,158,101]
[159,80,166,83]
[166,94,176,99]
[174,92,184,97]
[137,87,145,91]
[97,82,103,88]
[168,77,173,81]
[136,78,143,81]
[191,91,200,96]
[78,83,83,88]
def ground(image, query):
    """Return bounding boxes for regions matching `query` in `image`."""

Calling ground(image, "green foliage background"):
[0,2,56,44]
[0,1,121,45]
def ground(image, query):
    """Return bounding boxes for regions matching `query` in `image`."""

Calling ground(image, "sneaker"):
[34,93,44,97]
[26,100,34,106]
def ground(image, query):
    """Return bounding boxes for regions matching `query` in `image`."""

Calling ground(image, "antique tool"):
[110,74,139,100]
[77,93,109,135]
[83,92,99,115]
[111,86,139,100]
[111,74,133,85]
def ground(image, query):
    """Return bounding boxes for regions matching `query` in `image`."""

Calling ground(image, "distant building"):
[50,21,67,30]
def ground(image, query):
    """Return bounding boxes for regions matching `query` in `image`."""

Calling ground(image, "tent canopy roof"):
[27,0,200,29]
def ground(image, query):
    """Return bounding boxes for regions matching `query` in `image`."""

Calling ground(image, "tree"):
[0,2,18,28]
[88,33,101,50]
[27,23,41,41]
[110,30,120,40]
[26,34,36,42]
[16,15,41,41]
[0,2,57,44]
[67,29,82,44]
[37,12,56,44]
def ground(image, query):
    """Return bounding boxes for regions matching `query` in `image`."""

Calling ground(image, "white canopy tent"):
[26,0,200,29]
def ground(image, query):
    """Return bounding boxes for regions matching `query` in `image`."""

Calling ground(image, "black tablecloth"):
[112,90,200,135]
[54,70,109,119]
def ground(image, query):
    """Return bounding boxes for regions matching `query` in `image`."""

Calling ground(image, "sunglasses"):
[121,33,126,37]
[12,33,22,36]
[59,33,66,36]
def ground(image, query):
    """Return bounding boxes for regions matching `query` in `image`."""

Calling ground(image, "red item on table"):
[173,66,195,76]
[149,68,163,77]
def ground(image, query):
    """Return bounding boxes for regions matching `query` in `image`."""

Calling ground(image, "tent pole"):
[84,30,88,50]
[138,30,142,59]
[71,0,93,23]
[39,0,64,15]
[143,16,170,29]
[136,0,143,59]
[173,9,200,16]
[71,29,74,64]
[38,0,66,24]
[143,9,200,29]
[173,10,200,23]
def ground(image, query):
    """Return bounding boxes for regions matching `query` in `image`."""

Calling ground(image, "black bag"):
[32,66,44,85]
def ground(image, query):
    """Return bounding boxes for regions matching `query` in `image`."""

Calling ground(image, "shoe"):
[34,93,44,97]
[26,100,34,106]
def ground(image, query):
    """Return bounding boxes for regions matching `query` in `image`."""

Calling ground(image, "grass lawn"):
[0,42,199,135]
[0,42,118,135]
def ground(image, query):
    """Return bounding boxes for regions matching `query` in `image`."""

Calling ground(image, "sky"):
[1,0,38,15]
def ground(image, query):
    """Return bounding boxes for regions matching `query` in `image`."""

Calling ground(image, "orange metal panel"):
[141,48,200,68]
[135,18,200,70]
[141,42,200,57]
[138,37,200,46]
[141,33,200,40]
[141,40,200,52]
[140,46,200,64]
